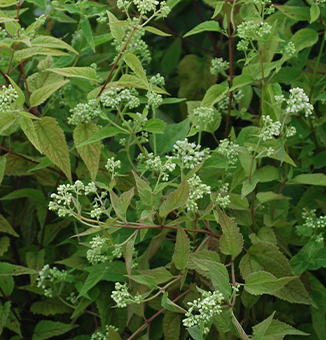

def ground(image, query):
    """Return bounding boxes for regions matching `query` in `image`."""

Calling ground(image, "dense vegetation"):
[1,0,326,339]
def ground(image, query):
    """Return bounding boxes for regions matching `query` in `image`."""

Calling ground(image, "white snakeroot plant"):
[36,265,67,298]
[186,175,211,212]
[141,153,176,181]
[286,88,313,117]
[68,99,102,125]
[216,139,239,166]
[259,115,281,141]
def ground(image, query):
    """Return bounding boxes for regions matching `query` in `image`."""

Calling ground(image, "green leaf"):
[217,207,243,258]
[187,250,220,278]
[124,234,136,278]
[31,35,77,54]
[31,298,72,316]
[151,118,190,154]
[212,2,224,18]
[30,80,69,107]
[292,173,326,186]
[161,38,182,75]
[161,292,187,313]
[187,327,202,340]
[20,117,42,153]
[241,178,259,198]
[291,28,318,53]
[230,74,255,92]
[0,236,10,257]
[35,117,72,182]
[137,267,174,285]
[108,327,122,340]
[0,0,16,7]
[249,227,277,246]
[310,3,320,23]
[0,214,18,237]
[256,192,290,204]
[32,321,78,340]
[256,319,309,339]
[262,83,282,121]
[47,67,97,82]
[143,119,167,134]
[78,270,105,298]
[6,75,25,106]
[144,26,171,36]
[14,47,70,60]
[163,312,181,340]
[244,272,297,296]
[26,250,45,286]
[76,125,122,147]
[124,53,149,87]
[252,311,275,340]
[1,188,44,202]
[81,18,95,52]
[159,173,189,218]
[110,187,135,221]
[206,262,231,299]
[251,165,279,183]
[275,5,310,21]
[184,20,222,37]
[0,301,11,336]
[0,276,14,296]
[0,113,16,135]
[106,10,125,42]
[74,123,101,181]
[0,156,6,186]
[132,171,152,206]
[172,225,190,270]
[201,84,228,108]
[0,262,37,276]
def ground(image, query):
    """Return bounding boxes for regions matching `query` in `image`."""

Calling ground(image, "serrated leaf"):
[6,75,25,106]
[74,123,101,181]
[291,28,318,53]
[184,20,222,37]
[0,262,37,276]
[110,187,134,221]
[137,267,174,285]
[163,311,181,340]
[143,119,166,134]
[0,236,10,256]
[124,53,149,86]
[31,35,77,53]
[0,214,18,237]
[20,117,42,153]
[30,80,69,107]
[206,262,231,299]
[26,249,45,286]
[188,250,221,278]
[249,227,277,245]
[0,156,6,186]
[108,327,122,340]
[244,271,297,296]
[106,10,125,42]
[201,84,228,108]
[47,67,97,81]
[241,178,259,198]
[230,74,255,91]
[256,191,290,204]
[144,26,171,36]
[35,117,72,182]
[159,173,189,218]
[81,17,95,52]
[14,47,70,60]
[0,276,14,296]
[172,225,190,270]
[217,207,243,258]
[252,311,275,340]
[124,234,136,279]
[31,298,72,316]
[1,188,44,202]
[0,113,16,135]
[292,173,326,186]
[132,171,152,205]
[257,319,309,339]
[32,321,78,340]
[0,301,11,335]
[162,292,187,313]
[76,125,122,147]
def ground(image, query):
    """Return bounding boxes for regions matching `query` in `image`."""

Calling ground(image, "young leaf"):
[244,271,297,296]
[144,26,171,36]
[20,117,42,153]
[132,171,152,206]
[184,20,222,37]
[0,214,19,237]
[47,67,97,82]
[106,10,125,42]
[34,117,72,182]
[74,123,101,181]
[310,3,320,23]
[206,262,231,299]
[291,173,326,186]
[217,207,243,258]
[32,321,78,340]
[201,84,228,108]
[31,35,77,54]
[124,53,149,87]
[6,75,25,106]
[30,80,69,107]
[81,17,95,52]
[0,113,16,135]
[110,187,135,221]
[251,311,275,340]
[159,173,189,218]
[172,225,190,270]
[143,119,167,134]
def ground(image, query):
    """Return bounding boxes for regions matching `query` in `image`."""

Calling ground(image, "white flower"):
[285,88,313,117]
[68,99,102,125]
[259,115,281,141]
[217,139,239,165]
[186,175,211,212]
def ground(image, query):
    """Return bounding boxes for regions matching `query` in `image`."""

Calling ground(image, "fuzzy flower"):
[281,41,296,58]
[259,115,281,141]
[216,139,239,165]
[143,153,176,181]
[285,88,313,117]
[101,87,140,109]
[149,73,165,87]
[105,157,121,178]
[186,175,211,212]
[111,283,133,308]
[210,58,230,75]
[237,21,272,41]
[0,85,19,111]
[68,99,102,125]
[172,139,210,169]
[86,235,109,265]
[192,107,215,130]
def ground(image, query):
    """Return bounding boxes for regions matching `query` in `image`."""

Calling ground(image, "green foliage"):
[1,0,326,339]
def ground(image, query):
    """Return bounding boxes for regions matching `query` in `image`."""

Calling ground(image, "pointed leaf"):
[47,67,97,81]
[0,301,11,335]
[206,262,231,299]
[30,80,69,107]
[144,26,171,36]
[6,75,25,106]
[184,20,222,37]
[252,311,275,340]
[14,47,70,60]
[132,171,152,206]
[76,125,122,147]
[172,225,190,270]
[124,53,149,87]
[20,117,42,153]
[0,156,5,186]
[0,262,37,276]
[0,113,16,135]
[81,17,95,52]
[0,214,18,237]
[292,173,326,186]
[106,10,125,42]
[74,123,101,180]
[32,321,78,340]
[35,117,72,182]
[201,84,228,108]
[31,35,77,53]
[163,311,181,340]
[110,187,134,221]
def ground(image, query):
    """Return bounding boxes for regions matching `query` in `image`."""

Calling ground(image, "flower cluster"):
[86,235,110,265]
[141,153,176,181]
[259,115,281,141]
[105,157,121,179]
[210,58,230,75]
[302,209,326,230]
[91,326,119,340]
[68,99,102,125]
[101,87,140,109]
[172,139,210,169]
[218,90,243,111]
[117,0,170,16]
[147,91,163,109]
[285,126,296,138]
[0,27,7,39]
[286,88,313,117]
[281,41,296,58]
[183,289,224,334]
[192,107,215,130]
[186,175,211,211]
[36,265,67,298]
[0,85,18,111]
[111,283,135,308]
[237,21,272,41]
[149,73,165,87]
[216,139,239,166]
